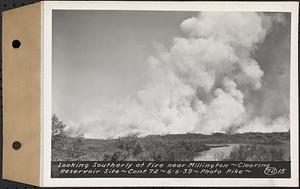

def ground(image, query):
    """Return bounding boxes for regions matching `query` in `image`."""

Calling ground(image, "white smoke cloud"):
[197,88,245,134]
[68,12,289,139]
[181,12,267,48]
[237,114,290,133]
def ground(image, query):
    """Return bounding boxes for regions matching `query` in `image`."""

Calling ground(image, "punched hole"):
[12,141,21,150]
[12,40,21,48]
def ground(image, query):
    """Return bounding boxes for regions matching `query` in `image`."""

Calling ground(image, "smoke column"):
[68,12,289,139]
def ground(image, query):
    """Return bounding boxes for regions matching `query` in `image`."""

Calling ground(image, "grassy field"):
[52,132,290,161]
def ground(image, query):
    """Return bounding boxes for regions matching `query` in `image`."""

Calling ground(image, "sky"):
[52,11,291,139]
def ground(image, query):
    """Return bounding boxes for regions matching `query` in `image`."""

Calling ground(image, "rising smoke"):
[68,12,290,139]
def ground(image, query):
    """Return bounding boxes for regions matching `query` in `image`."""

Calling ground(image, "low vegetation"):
[52,114,88,161]
[112,135,209,161]
[222,145,286,161]
[52,114,290,161]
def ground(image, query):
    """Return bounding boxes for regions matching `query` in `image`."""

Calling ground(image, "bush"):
[51,114,90,161]
[110,150,129,161]
[65,134,89,160]
[224,145,285,161]
[117,135,143,156]
[115,135,208,161]
[51,114,67,150]
[142,137,208,161]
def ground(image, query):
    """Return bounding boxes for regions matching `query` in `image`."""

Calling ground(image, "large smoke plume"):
[67,12,289,139]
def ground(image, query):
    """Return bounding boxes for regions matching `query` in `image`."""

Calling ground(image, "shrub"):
[65,134,89,160]
[110,150,129,161]
[117,135,143,155]
[225,145,286,161]
[51,114,67,150]
[142,137,208,161]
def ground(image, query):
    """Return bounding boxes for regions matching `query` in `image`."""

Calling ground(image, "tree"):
[52,114,67,150]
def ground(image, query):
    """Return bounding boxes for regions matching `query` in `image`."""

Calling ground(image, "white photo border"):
[41,1,299,187]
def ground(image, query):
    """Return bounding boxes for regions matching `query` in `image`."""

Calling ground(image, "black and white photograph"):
[1,0,298,187]
[51,9,292,178]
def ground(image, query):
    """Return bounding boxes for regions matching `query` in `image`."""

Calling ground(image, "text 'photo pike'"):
[52,11,291,163]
